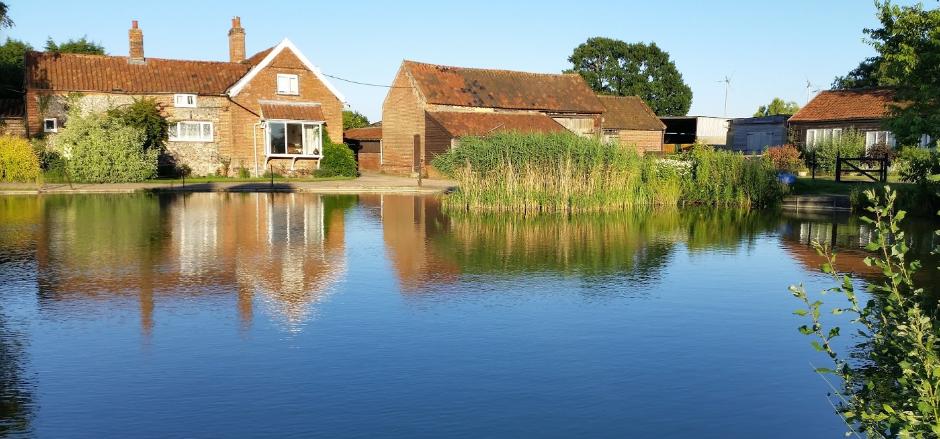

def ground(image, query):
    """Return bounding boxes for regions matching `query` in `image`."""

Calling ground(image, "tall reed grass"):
[432,132,783,214]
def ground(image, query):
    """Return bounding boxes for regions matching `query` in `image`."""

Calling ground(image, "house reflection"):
[359,194,460,293]
[34,193,349,335]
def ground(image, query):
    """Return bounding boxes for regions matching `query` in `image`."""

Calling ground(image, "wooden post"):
[835,153,841,182]
[811,151,816,180]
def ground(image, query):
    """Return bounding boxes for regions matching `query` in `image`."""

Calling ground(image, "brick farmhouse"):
[24,17,344,176]
[380,61,607,176]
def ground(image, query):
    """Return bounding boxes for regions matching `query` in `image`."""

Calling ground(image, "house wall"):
[424,113,453,162]
[381,68,425,175]
[26,91,231,176]
[695,117,731,146]
[788,119,883,148]
[230,49,344,176]
[617,129,664,154]
[0,117,26,137]
[727,119,788,153]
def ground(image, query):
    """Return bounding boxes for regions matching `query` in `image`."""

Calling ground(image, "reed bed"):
[432,132,783,214]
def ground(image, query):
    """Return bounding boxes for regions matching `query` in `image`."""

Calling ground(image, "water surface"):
[0,193,937,438]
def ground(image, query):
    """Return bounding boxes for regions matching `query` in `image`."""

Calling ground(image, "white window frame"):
[805,128,843,149]
[174,94,197,108]
[43,118,58,133]
[265,119,324,158]
[276,74,299,95]
[864,130,896,150]
[169,121,214,142]
[921,134,934,148]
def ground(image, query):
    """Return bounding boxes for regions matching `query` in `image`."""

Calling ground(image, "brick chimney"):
[129,20,144,63]
[228,16,246,63]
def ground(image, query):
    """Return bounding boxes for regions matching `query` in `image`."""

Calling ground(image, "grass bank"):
[431,132,784,214]
[792,176,940,217]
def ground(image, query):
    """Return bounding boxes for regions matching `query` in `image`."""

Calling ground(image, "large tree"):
[566,37,692,116]
[753,98,800,117]
[0,38,31,98]
[342,110,369,130]
[44,36,105,55]
[831,57,883,89]
[0,1,12,29]
[864,1,940,144]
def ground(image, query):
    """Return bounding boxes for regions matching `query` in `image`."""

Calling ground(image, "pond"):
[0,193,937,438]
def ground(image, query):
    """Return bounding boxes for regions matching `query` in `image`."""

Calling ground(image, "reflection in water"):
[0,197,39,436]
[0,193,937,437]
[33,193,351,335]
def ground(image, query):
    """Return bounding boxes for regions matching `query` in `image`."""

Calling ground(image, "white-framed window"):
[864,130,896,149]
[920,134,934,148]
[276,74,299,95]
[174,94,197,108]
[169,121,213,142]
[805,128,843,148]
[266,120,323,156]
[43,118,58,133]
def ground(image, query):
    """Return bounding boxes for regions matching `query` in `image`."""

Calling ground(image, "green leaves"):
[566,38,692,116]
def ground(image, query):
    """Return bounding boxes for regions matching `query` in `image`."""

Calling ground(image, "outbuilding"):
[726,115,789,153]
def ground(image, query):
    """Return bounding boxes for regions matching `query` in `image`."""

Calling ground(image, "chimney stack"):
[129,20,144,63]
[228,16,246,63]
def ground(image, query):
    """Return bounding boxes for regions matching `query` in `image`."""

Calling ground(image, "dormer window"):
[276,74,299,95]
[174,94,197,108]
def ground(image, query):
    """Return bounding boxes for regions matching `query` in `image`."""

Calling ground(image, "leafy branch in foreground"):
[790,187,940,438]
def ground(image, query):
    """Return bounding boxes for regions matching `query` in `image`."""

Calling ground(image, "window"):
[805,128,843,149]
[174,94,197,108]
[920,134,934,148]
[169,121,213,142]
[276,74,299,95]
[865,130,896,149]
[43,118,57,133]
[266,121,322,156]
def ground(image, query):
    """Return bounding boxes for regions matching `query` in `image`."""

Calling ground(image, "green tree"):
[0,1,12,28]
[342,110,369,130]
[0,38,31,98]
[106,98,168,153]
[753,98,800,117]
[566,37,692,116]
[869,1,940,144]
[44,36,105,55]
[832,57,884,89]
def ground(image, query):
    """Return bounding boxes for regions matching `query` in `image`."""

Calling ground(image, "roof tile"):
[789,88,894,122]
[404,61,604,114]
[427,111,567,137]
[597,95,665,131]
[259,101,325,121]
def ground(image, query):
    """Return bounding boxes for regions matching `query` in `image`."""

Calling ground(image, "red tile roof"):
[427,111,567,137]
[259,101,325,121]
[24,48,273,95]
[404,61,604,114]
[789,88,895,122]
[0,98,24,118]
[344,126,382,141]
[597,95,665,131]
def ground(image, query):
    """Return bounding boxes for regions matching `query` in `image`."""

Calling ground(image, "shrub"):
[764,144,802,172]
[682,145,784,207]
[895,146,940,184]
[106,98,168,153]
[865,142,895,161]
[0,135,40,182]
[56,111,158,183]
[810,129,865,173]
[317,135,357,177]
[237,166,251,179]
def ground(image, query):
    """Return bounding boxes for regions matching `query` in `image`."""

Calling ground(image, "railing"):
[834,153,888,183]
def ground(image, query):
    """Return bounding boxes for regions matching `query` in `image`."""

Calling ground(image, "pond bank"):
[0,174,456,195]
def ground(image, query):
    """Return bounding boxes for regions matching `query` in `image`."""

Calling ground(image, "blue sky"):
[1,0,920,121]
